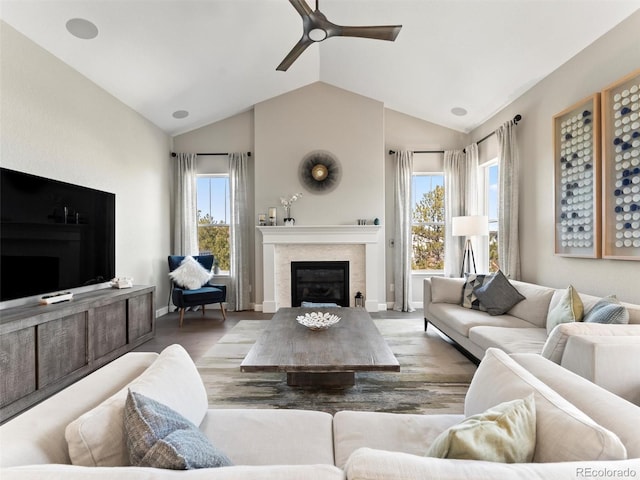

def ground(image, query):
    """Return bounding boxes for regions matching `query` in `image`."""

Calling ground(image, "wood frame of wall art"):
[601,68,640,261]
[553,93,601,258]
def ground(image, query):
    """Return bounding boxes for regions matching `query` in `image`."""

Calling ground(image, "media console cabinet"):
[0,285,155,423]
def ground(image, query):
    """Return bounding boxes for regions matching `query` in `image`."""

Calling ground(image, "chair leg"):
[179,308,185,328]
[220,302,227,321]
[202,304,206,316]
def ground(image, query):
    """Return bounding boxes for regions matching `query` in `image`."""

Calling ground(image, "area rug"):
[195,319,477,415]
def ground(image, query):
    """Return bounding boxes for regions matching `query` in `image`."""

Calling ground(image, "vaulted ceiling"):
[1,1,638,136]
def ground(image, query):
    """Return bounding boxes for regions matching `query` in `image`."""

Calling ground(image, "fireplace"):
[291,261,349,307]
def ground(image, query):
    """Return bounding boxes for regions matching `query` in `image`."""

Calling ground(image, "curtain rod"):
[171,152,251,157]
[388,114,522,155]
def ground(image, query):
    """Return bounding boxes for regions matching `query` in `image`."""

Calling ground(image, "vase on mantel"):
[284,218,295,226]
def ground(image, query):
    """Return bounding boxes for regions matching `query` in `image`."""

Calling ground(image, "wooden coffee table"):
[240,307,400,388]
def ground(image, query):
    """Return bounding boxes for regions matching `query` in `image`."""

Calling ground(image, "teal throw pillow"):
[583,296,629,324]
[473,270,525,316]
[124,390,232,469]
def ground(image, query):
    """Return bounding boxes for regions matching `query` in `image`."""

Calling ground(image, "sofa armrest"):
[562,335,640,405]
[541,322,640,364]
[345,448,640,480]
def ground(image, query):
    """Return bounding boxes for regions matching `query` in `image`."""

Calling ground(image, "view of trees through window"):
[412,174,445,271]
[487,164,499,272]
[197,176,230,273]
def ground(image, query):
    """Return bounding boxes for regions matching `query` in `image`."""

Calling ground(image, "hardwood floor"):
[134,307,425,362]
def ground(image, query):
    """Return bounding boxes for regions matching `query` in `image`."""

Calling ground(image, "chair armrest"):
[541,322,640,364]
[562,335,640,404]
[207,283,227,300]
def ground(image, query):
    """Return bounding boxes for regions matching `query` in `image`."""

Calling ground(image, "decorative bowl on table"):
[296,312,341,331]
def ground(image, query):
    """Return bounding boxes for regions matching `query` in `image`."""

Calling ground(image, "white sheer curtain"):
[229,152,251,311]
[393,150,415,312]
[496,120,521,279]
[443,150,466,277]
[173,153,198,255]
[464,143,488,271]
[444,145,481,277]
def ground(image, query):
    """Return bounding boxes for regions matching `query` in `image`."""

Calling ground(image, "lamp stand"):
[460,238,477,277]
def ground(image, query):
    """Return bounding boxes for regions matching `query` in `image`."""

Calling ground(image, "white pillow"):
[465,348,627,462]
[65,344,208,467]
[169,256,213,290]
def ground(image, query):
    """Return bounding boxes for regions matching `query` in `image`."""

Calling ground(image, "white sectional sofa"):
[1,343,639,479]
[423,276,640,403]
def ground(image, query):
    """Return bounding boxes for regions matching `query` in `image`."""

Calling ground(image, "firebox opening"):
[291,261,349,307]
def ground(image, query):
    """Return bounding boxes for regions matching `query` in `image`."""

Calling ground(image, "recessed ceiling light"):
[172,110,189,119]
[451,107,468,116]
[66,18,98,40]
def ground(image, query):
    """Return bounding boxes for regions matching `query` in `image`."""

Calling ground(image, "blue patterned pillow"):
[461,273,490,311]
[124,390,232,469]
[583,296,629,324]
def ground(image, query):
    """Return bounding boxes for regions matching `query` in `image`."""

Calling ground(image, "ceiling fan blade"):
[276,38,313,71]
[289,0,313,17]
[338,25,402,41]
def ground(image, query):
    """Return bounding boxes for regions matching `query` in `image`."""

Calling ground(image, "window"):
[485,162,500,272]
[411,174,445,271]
[196,175,230,274]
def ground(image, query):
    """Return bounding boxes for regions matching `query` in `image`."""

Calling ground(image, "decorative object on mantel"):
[552,93,602,258]
[280,192,302,226]
[298,150,342,194]
[601,68,640,260]
[268,207,277,226]
[258,213,267,226]
[296,311,341,331]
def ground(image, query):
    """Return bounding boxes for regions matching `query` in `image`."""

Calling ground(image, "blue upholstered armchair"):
[168,255,227,327]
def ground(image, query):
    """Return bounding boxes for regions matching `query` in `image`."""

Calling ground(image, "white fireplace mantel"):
[257,225,384,313]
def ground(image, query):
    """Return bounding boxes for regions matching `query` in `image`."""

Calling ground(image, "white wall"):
[1,22,172,312]
[253,82,386,308]
[469,11,640,303]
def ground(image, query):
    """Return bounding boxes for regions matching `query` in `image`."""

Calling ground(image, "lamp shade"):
[452,215,489,237]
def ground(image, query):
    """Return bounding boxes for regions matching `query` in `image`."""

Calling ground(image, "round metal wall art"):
[298,150,342,194]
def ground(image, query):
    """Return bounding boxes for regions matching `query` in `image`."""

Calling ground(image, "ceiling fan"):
[277,0,402,71]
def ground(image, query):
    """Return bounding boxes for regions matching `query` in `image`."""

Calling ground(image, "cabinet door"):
[0,328,36,408]
[38,313,88,388]
[128,292,153,342]
[93,301,127,358]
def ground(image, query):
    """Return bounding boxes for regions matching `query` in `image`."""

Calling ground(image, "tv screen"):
[1,168,115,302]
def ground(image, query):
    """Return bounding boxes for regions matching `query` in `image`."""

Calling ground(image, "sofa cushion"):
[430,277,466,304]
[345,449,640,480]
[428,303,534,337]
[124,390,232,469]
[468,326,547,355]
[66,344,208,467]
[583,295,630,324]
[169,256,213,290]
[504,281,555,328]
[465,348,627,462]
[461,273,489,311]
[426,394,536,463]
[333,411,463,469]
[201,409,336,467]
[473,270,525,316]
[546,285,583,334]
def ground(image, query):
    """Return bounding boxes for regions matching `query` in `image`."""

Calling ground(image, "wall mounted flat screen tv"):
[1,168,115,302]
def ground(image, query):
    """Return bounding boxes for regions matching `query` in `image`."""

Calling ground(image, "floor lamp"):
[452,215,489,277]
